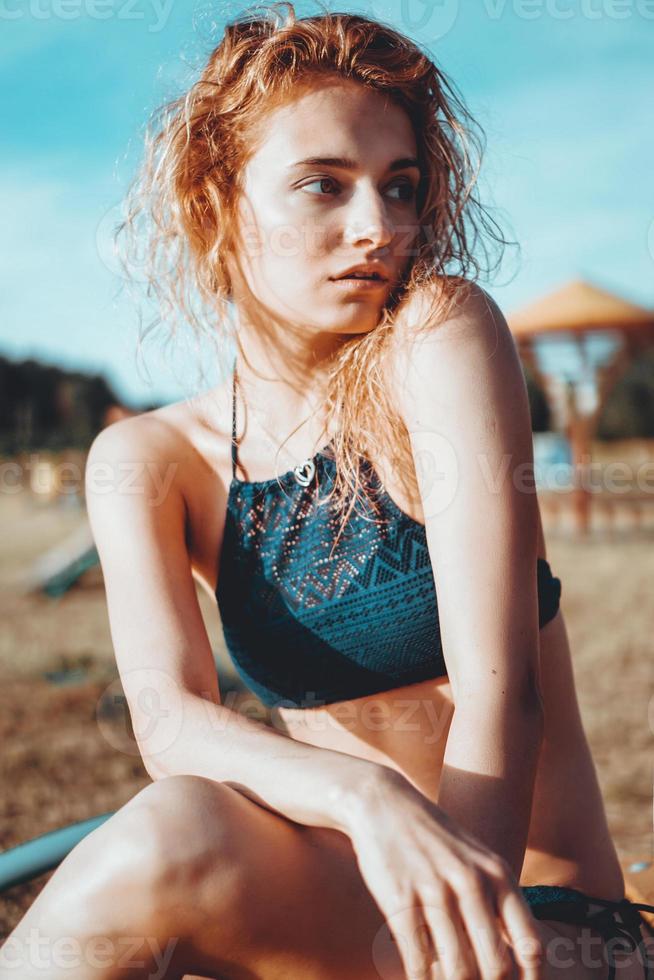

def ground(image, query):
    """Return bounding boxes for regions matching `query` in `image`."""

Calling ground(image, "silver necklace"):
[234,367,326,488]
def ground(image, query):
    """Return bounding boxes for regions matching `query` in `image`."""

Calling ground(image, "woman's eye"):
[301,177,339,196]
[388,180,416,202]
[300,177,416,201]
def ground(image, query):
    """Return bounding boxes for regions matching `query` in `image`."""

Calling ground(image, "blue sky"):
[1,0,653,406]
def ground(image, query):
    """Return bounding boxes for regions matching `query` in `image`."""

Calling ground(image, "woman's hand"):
[344,769,545,980]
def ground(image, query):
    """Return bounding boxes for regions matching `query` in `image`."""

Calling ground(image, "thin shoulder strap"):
[231,359,238,479]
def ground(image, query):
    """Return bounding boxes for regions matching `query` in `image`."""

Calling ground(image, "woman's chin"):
[328,307,386,334]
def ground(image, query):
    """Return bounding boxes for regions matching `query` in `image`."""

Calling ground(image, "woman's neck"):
[233,335,338,423]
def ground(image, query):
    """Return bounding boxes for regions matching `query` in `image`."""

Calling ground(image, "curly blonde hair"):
[116,0,514,546]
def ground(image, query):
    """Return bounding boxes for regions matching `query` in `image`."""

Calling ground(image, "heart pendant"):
[294,458,316,487]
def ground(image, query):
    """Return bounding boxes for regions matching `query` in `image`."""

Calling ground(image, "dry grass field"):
[1,484,653,941]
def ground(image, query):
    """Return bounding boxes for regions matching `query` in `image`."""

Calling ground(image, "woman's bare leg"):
[137,778,647,980]
[1,774,406,980]
[5,773,642,980]
[0,778,245,980]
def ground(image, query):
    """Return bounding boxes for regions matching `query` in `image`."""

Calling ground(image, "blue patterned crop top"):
[215,368,563,709]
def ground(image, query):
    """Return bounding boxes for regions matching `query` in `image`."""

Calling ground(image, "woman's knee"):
[72,775,249,917]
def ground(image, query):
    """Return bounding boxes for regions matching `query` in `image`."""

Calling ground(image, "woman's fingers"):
[455,878,515,978]
[376,892,434,980]
[421,888,481,979]
[496,884,545,979]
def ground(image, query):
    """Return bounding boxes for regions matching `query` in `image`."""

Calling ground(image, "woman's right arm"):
[84,414,391,835]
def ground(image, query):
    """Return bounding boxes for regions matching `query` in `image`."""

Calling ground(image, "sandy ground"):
[1,486,653,940]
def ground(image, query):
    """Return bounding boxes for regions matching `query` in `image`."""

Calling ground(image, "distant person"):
[4,6,651,979]
[101,403,137,428]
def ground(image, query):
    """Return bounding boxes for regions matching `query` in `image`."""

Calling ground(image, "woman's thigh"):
[153,777,651,980]
[163,776,405,980]
[538,918,650,980]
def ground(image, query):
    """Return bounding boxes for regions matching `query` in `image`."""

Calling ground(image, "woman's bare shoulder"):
[87,403,193,467]
[385,279,549,558]
[384,278,512,413]
[390,278,503,351]
[91,384,230,464]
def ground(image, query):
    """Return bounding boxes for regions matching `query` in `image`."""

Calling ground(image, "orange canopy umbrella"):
[507,279,654,534]
[510,279,654,337]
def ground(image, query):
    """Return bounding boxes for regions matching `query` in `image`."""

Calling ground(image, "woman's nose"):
[342,189,394,248]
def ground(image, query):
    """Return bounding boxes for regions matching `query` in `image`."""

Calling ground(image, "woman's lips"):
[329,276,388,291]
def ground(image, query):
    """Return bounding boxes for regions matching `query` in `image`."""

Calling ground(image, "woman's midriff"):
[277,607,626,901]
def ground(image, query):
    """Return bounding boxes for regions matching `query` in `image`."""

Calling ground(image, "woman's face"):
[229,77,422,338]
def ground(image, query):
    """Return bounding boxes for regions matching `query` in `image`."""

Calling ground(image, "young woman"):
[3,5,652,979]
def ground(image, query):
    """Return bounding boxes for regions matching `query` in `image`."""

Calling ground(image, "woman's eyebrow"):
[289,155,421,173]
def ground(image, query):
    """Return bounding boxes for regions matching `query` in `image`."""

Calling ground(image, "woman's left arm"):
[391,281,545,880]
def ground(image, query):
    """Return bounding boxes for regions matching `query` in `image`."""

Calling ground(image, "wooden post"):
[564,383,592,535]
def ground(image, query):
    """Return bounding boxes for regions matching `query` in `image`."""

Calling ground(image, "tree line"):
[0,355,157,455]
[1,349,654,456]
